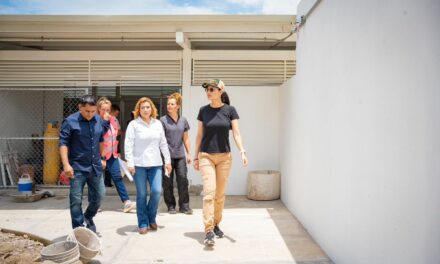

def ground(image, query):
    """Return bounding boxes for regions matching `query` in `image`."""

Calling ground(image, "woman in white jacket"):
[125,97,172,235]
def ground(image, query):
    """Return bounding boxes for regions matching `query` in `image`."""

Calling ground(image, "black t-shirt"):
[197,104,239,153]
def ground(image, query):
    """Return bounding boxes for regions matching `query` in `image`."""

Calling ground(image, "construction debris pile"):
[0,229,43,263]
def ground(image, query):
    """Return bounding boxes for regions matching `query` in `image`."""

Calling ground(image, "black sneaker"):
[204,231,215,246]
[168,207,177,214]
[214,226,224,238]
[179,207,193,215]
[84,218,97,233]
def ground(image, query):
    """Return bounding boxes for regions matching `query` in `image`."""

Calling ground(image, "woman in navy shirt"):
[160,92,193,215]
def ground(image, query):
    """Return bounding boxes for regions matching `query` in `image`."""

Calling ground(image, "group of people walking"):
[59,79,248,246]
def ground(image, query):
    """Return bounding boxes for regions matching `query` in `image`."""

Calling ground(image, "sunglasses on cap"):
[204,86,221,93]
[202,79,223,88]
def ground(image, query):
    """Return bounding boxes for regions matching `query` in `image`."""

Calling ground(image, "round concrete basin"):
[247,170,281,201]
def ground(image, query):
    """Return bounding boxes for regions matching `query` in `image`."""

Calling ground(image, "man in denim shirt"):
[59,95,110,232]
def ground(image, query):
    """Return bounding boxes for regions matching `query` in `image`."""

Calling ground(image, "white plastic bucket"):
[68,227,101,263]
[40,241,80,263]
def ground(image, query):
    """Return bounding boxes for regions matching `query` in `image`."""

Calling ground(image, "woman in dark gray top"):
[193,79,248,247]
[160,92,193,215]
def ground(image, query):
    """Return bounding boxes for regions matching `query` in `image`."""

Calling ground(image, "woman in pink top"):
[97,97,135,213]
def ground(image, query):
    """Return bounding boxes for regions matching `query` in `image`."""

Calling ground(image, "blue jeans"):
[105,157,130,203]
[134,166,162,228]
[69,171,105,229]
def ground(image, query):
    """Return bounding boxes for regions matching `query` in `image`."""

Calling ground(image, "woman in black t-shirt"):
[193,79,248,247]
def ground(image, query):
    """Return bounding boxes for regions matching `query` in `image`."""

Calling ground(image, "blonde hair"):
[97,97,111,110]
[168,92,182,106]
[133,97,158,119]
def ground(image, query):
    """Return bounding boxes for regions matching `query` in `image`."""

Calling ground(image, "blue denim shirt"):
[59,111,109,176]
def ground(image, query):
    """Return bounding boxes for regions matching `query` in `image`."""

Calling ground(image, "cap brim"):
[202,83,221,89]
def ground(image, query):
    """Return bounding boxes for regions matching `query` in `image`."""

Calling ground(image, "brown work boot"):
[138,227,148,235]
[149,223,158,230]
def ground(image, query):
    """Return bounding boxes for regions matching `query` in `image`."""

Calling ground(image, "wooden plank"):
[0,153,6,187]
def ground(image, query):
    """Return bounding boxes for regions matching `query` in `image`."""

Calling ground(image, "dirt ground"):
[0,230,44,264]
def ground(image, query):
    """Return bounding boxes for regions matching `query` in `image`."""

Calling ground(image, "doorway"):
[95,86,181,158]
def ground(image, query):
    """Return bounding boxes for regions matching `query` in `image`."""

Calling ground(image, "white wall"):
[280,0,440,263]
[184,85,280,195]
[279,77,295,208]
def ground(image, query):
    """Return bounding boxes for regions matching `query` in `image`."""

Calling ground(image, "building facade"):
[0,15,295,193]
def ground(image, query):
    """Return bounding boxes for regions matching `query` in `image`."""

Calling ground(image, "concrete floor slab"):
[0,193,332,264]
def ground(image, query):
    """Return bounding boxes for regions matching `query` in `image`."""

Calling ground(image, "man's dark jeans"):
[70,171,105,229]
[162,158,190,210]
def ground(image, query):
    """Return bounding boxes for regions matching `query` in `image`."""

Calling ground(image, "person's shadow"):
[116,225,138,236]
[184,232,236,251]
[222,235,236,243]
[116,224,166,236]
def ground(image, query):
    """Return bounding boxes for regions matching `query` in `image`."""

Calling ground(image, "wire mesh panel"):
[0,88,89,186]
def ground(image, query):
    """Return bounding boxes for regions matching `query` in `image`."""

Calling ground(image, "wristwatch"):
[101,156,106,161]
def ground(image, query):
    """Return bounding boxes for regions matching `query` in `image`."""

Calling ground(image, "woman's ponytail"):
[221,92,230,105]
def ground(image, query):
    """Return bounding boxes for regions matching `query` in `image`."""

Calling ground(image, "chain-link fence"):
[0,88,89,187]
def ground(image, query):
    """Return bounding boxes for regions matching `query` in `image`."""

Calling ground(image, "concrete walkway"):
[0,191,332,264]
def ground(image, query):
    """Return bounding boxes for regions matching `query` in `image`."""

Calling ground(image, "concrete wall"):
[279,77,295,211]
[184,85,280,195]
[280,0,440,263]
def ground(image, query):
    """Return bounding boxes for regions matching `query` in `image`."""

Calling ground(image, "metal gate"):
[0,88,89,187]
[0,86,181,187]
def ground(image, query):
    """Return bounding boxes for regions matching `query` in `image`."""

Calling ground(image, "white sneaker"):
[123,201,136,213]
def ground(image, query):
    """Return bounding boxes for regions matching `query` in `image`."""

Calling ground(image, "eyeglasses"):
[204,87,220,93]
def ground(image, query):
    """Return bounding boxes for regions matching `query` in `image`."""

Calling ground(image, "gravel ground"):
[0,230,44,264]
